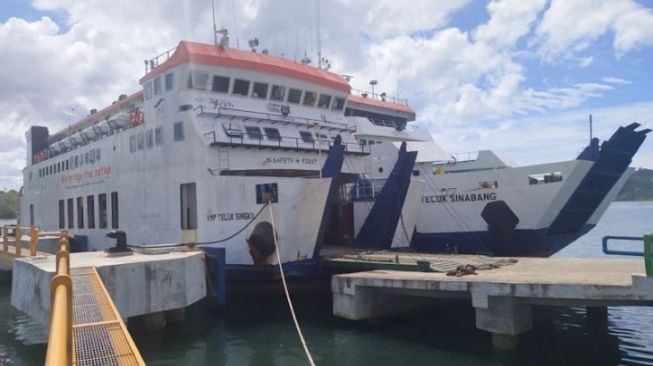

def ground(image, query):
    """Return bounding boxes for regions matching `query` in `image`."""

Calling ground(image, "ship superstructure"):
[19,39,382,278]
[342,91,649,256]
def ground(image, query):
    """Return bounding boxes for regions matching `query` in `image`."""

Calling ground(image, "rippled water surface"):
[1,203,652,365]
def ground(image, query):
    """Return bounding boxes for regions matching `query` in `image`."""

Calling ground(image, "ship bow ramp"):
[543,123,649,251]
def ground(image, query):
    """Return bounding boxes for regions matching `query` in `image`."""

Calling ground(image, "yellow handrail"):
[45,236,73,366]
[1,225,61,257]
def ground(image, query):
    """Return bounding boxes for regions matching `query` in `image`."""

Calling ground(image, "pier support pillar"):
[492,333,520,350]
[166,308,186,324]
[333,285,434,320]
[475,297,532,350]
[141,311,167,332]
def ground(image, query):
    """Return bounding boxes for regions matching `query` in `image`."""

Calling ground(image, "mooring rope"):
[268,204,317,366]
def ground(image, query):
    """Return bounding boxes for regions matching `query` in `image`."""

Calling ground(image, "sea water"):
[0,203,652,365]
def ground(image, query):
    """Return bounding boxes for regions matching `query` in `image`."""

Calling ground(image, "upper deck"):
[27,39,418,167]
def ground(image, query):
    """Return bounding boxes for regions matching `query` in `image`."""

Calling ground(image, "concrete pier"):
[11,249,207,325]
[332,257,653,349]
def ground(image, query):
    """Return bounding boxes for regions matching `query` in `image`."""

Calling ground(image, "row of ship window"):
[144,70,348,111]
[57,192,119,230]
[128,122,185,153]
[38,148,101,178]
[227,123,336,144]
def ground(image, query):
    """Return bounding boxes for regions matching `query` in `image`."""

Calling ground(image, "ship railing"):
[447,151,479,164]
[602,235,653,277]
[341,179,388,202]
[193,105,358,132]
[145,45,178,73]
[202,130,371,155]
[350,88,409,106]
[2,225,63,257]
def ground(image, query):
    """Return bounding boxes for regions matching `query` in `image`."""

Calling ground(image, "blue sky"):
[0,0,652,189]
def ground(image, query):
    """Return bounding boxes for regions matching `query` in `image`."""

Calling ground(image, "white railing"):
[145,46,178,73]
[350,89,409,106]
[341,179,388,201]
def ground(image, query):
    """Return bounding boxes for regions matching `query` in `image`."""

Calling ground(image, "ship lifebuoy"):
[129,110,145,127]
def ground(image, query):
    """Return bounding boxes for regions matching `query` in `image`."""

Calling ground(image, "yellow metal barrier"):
[1,225,63,257]
[46,236,73,366]
[44,232,145,366]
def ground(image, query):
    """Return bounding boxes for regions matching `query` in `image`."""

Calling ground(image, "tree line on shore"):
[0,168,650,219]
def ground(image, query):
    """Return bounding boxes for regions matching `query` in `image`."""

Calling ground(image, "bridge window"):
[165,72,174,91]
[173,122,185,141]
[318,94,332,109]
[332,97,346,111]
[87,195,95,229]
[188,70,209,90]
[287,88,302,104]
[264,127,281,141]
[153,76,161,95]
[111,191,119,229]
[144,81,153,100]
[252,82,269,99]
[232,79,250,96]
[155,127,164,146]
[58,200,65,229]
[222,122,244,138]
[303,91,317,107]
[129,136,136,153]
[271,85,286,101]
[245,126,263,140]
[300,131,314,143]
[67,198,74,228]
[137,133,145,150]
[256,183,278,204]
[146,129,153,149]
[77,197,84,229]
[212,75,230,93]
[98,193,107,229]
[529,172,563,185]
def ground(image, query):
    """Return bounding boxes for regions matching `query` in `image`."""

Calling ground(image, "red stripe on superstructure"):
[140,41,351,93]
[50,91,143,140]
[347,94,415,115]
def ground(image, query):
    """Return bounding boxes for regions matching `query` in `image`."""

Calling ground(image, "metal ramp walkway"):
[71,266,145,366]
[45,235,145,366]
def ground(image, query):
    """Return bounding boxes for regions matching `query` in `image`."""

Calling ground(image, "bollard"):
[644,234,653,277]
[30,227,38,257]
[2,225,7,253]
[15,227,22,256]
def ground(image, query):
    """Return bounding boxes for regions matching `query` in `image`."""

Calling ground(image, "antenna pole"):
[589,114,593,142]
[315,0,322,69]
[211,0,218,46]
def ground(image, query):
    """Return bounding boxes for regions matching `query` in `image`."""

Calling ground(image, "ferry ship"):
[20,33,647,268]
[19,34,423,280]
[346,97,649,256]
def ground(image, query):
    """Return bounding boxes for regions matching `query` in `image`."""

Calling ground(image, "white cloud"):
[0,0,651,190]
[602,76,632,85]
[534,0,653,60]
[473,0,548,49]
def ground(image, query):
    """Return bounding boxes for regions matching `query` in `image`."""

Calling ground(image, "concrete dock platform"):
[11,249,207,326]
[332,257,653,349]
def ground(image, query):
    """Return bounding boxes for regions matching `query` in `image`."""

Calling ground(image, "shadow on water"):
[2,203,653,365]
[0,278,47,366]
[133,289,639,366]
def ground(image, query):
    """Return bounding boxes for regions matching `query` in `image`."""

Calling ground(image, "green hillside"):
[0,190,19,219]
[617,168,653,201]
